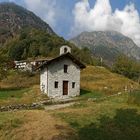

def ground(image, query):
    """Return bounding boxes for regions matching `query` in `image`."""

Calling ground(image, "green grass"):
[53,94,140,140]
[0,86,44,106]
[0,88,29,99]
[77,108,140,140]
[80,89,106,99]
[0,66,139,139]
[0,112,24,130]
[128,90,140,106]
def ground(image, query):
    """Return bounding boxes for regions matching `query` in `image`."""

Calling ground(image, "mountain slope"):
[70,31,140,64]
[0,2,98,65]
[0,2,54,44]
[1,28,98,66]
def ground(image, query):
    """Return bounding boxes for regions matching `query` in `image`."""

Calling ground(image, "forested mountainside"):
[0,2,54,44]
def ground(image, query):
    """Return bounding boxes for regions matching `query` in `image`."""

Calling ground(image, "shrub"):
[113,55,140,81]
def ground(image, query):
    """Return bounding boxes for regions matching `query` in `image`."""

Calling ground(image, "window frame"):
[54,81,58,88]
[72,82,75,88]
[64,64,68,73]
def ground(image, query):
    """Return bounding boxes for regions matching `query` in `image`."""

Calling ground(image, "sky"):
[0,0,140,47]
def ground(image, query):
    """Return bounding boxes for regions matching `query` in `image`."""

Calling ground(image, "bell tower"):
[60,45,71,55]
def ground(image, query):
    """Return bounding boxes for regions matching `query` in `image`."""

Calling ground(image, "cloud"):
[71,0,140,47]
[23,0,58,27]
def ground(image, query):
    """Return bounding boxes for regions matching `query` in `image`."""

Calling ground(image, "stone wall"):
[40,67,48,93]
[0,103,42,112]
[0,98,80,112]
[47,58,80,98]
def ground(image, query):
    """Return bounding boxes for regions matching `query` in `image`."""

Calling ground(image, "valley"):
[0,2,140,140]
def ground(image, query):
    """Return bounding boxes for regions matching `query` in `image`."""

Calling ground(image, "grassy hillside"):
[81,66,139,94]
[0,66,140,139]
[0,66,139,106]
[0,71,42,106]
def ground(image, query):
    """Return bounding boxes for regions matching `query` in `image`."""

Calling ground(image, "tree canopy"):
[2,28,99,65]
[113,55,140,81]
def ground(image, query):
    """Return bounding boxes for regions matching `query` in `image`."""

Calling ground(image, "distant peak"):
[80,30,123,35]
[70,30,140,62]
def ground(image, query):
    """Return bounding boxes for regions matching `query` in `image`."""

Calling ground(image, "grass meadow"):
[0,66,139,139]
[0,92,140,140]
[0,88,29,99]
[0,85,49,106]
[53,94,140,140]
[0,66,139,106]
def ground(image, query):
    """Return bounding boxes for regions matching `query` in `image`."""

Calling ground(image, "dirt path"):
[44,102,75,111]
[0,110,76,140]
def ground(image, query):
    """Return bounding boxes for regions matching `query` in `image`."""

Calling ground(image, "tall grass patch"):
[0,88,29,99]
[0,112,24,130]
[81,66,140,95]
[0,70,39,88]
[128,90,140,106]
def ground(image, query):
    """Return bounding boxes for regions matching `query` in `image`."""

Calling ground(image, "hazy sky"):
[0,0,140,47]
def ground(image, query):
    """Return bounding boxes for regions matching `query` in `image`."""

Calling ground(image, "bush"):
[113,55,140,81]
[2,28,99,66]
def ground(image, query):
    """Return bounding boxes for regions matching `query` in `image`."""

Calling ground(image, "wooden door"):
[63,81,68,95]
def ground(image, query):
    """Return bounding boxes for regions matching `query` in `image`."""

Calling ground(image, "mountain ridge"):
[70,31,140,64]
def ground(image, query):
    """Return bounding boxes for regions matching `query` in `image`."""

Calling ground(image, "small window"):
[64,65,68,73]
[72,82,75,88]
[54,81,58,88]
[64,47,67,53]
